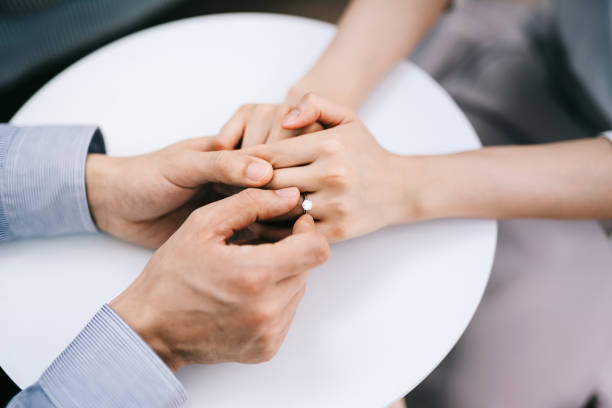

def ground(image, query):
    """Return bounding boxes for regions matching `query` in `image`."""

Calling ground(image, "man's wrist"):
[85,153,119,232]
[38,304,187,408]
[109,279,185,373]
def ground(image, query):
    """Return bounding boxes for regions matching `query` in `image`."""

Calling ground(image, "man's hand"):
[85,136,274,248]
[109,187,330,371]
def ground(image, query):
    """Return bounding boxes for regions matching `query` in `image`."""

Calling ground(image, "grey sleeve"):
[7,305,187,408]
[0,124,105,242]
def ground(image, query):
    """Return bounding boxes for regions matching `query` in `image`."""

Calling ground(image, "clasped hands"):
[90,94,420,372]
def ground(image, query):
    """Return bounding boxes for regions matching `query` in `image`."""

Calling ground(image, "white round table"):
[1,13,497,408]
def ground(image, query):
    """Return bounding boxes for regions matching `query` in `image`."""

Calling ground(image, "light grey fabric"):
[405,219,612,408]
[407,2,612,406]
[8,305,188,408]
[0,125,104,241]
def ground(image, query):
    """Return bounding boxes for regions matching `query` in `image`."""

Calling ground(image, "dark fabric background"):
[0,0,347,122]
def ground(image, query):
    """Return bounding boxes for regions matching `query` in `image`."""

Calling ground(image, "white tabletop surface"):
[1,13,497,408]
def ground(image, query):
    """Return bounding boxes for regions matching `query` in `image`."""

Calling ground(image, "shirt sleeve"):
[7,305,188,408]
[602,130,612,143]
[0,124,106,242]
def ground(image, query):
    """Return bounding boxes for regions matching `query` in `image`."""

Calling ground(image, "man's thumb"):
[177,150,273,188]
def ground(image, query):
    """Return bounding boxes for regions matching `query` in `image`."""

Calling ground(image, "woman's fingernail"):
[246,162,270,181]
[283,109,300,125]
[275,187,297,197]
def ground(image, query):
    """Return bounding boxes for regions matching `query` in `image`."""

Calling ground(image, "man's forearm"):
[397,137,612,222]
[287,0,449,108]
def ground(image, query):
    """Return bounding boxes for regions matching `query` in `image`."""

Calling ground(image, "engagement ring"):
[302,193,313,214]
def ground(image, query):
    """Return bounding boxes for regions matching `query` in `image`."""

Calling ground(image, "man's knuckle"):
[312,237,331,263]
[236,270,266,294]
[211,138,230,151]
[260,345,278,362]
[239,188,262,205]
[212,150,233,170]
[188,207,208,225]
[259,333,281,361]
[248,305,274,328]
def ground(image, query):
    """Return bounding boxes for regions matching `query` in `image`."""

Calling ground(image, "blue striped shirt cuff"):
[37,305,187,408]
[0,124,105,242]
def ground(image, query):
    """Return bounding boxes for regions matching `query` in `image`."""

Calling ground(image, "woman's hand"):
[218,103,323,149]
[244,94,423,242]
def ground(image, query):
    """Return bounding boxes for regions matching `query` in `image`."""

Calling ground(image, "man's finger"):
[263,190,327,223]
[170,150,273,188]
[302,122,324,135]
[201,188,301,240]
[291,213,317,234]
[248,223,292,242]
[282,93,357,129]
[212,183,244,197]
[173,136,220,151]
[263,214,330,280]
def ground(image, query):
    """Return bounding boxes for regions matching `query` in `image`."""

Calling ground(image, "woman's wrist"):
[287,68,365,109]
[286,78,344,106]
[387,154,462,225]
[382,154,428,225]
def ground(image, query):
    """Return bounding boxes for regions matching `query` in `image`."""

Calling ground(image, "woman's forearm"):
[398,138,612,222]
[287,0,449,108]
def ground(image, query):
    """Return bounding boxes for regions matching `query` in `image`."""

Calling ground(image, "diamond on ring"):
[302,198,313,212]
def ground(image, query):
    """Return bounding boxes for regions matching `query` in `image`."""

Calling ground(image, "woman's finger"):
[266,163,322,191]
[216,106,250,149]
[242,109,274,148]
[268,104,301,143]
[302,122,324,134]
[282,93,358,129]
[243,132,325,168]
[262,190,328,223]
[267,126,301,144]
